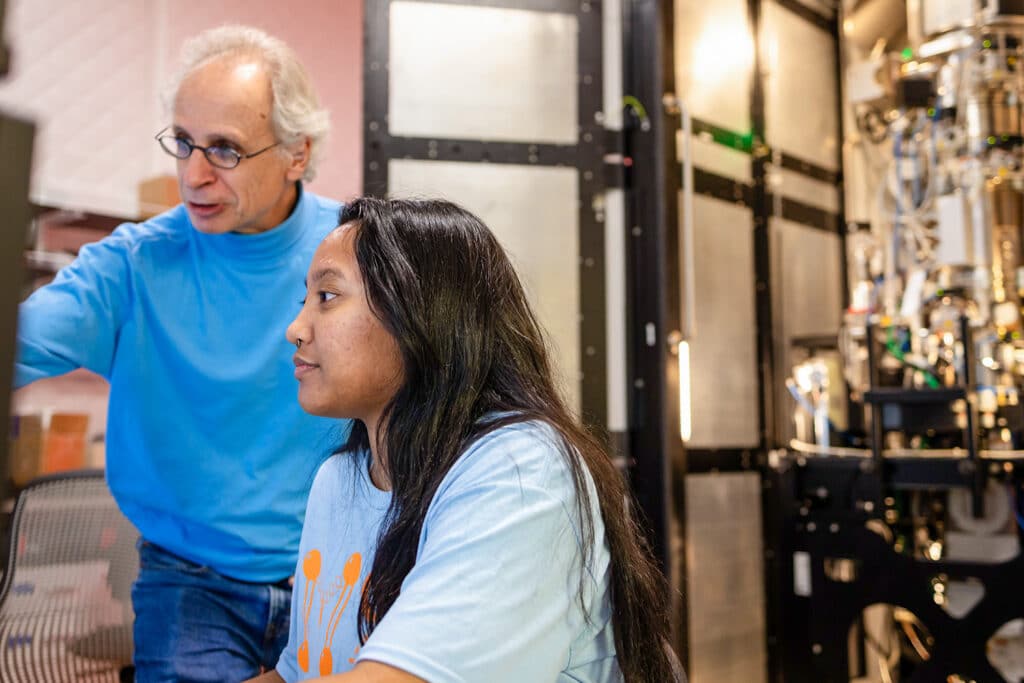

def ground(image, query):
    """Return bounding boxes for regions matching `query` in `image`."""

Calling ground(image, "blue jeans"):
[131,540,292,683]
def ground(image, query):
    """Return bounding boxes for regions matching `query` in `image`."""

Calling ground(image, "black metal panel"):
[363,0,391,198]
[752,3,781,680]
[374,137,579,166]
[776,196,841,232]
[623,0,687,662]
[575,0,608,435]
[362,0,608,432]
[693,168,754,206]
[690,116,841,184]
[778,152,840,184]
[768,445,1024,682]
[749,0,776,453]
[765,461,809,682]
[0,0,9,77]
[802,516,1022,682]
[691,169,842,233]
[0,113,34,505]
[686,448,761,473]
[389,0,583,11]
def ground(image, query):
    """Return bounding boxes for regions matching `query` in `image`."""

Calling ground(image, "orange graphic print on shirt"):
[296,548,363,676]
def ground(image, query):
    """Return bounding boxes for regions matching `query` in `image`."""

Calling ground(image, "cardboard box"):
[138,175,180,219]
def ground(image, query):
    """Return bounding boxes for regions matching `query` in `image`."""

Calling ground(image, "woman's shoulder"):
[447,418,574,493]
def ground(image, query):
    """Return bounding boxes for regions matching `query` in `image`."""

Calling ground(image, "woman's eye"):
[319,291,338,303]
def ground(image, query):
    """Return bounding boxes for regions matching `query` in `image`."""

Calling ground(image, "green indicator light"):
[984,39,993,48]
[988,135,997,145]
[927,107,936,117]
[901,46,913,60]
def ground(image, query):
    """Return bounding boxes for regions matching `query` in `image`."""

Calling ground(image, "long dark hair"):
[339,197,673,681]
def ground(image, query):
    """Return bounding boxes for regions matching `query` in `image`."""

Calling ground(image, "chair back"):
[0,470,138,682]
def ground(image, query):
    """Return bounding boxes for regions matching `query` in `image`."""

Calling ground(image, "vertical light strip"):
[679,340,692,442]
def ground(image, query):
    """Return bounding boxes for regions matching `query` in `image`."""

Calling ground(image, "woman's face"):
[286,223,404,423]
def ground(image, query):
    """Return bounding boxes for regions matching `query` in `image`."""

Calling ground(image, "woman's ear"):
[285,138,312,181]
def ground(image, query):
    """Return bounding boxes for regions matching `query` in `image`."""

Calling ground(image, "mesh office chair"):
[0,470,138,682]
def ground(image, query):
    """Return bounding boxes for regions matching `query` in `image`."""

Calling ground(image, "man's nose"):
[180,150,216,188]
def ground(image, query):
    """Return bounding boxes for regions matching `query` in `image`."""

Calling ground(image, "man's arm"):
[245,661,424,683]
[16,228,134,387]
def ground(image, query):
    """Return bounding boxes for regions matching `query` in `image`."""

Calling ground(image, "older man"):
[15,26,348,682]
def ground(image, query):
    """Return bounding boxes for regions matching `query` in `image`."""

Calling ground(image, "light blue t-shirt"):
[276,420,622,683]
[15,185,348,581]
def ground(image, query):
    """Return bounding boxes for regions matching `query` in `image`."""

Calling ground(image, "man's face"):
[171,57,308,234]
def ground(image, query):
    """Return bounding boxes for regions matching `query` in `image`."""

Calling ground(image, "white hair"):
[165,25,329,182]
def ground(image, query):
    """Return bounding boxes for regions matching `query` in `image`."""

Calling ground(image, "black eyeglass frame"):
[154,127,281,169]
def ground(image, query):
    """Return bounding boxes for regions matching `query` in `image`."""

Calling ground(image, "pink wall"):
[164,0,364,202]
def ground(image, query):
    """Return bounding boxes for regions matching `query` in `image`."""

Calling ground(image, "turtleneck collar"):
[197,183,312,263]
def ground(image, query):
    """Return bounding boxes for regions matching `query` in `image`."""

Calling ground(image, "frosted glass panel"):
[685,195,759,448]
[389,159,581,412]
[389,2,578,144]
[674,0,753,134]
[762,1,839,170]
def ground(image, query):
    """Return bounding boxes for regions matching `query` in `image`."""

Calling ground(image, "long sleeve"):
[15,226,135,387]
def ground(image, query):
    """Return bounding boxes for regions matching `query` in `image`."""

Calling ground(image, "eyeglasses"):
[154,127,280,169]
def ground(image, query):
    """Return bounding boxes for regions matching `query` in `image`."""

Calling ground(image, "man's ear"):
[285,138,312,181]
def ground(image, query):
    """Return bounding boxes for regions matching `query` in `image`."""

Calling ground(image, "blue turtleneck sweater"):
[16,186,348,582]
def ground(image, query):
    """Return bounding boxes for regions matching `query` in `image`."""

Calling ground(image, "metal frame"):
[659,1,843,679]
[622,0,687,660]
[362,0,608,433]
[770,453,1024,682]
[691,163,840,234]
[621,0,847,671]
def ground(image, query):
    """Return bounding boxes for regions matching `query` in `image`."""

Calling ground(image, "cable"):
[900,619,931,661]
[885,327,942,387]
[895,608,932,662]
[622,95,650,131]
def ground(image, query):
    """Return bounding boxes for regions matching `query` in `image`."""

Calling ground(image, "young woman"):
[254,197,676,683]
